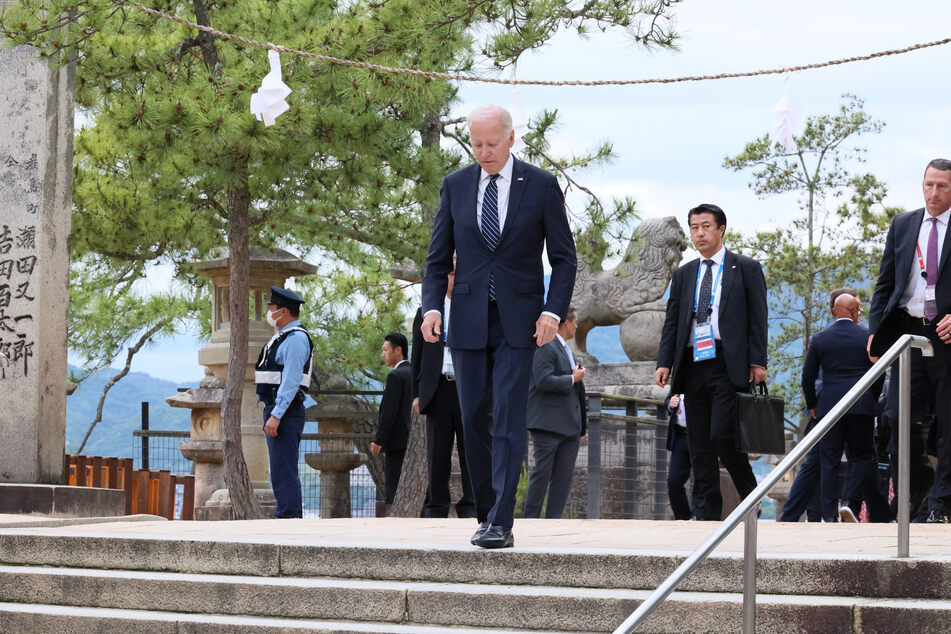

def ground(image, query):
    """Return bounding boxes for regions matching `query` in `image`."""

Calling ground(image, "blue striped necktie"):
[481,174,501,299]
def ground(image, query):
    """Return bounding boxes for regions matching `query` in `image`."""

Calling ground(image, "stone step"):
[2,531,951,600]
[0,602,592,634]
[4,564,951,633]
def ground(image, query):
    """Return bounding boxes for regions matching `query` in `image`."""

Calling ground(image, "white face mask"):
[266,309,281,327]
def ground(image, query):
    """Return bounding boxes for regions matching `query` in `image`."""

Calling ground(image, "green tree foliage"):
[724,95,902,435]
[2,0,678,514]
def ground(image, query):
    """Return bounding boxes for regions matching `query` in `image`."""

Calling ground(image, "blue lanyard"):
[693,259,724,314]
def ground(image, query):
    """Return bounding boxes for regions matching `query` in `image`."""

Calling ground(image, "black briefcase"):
[734,382,786,455]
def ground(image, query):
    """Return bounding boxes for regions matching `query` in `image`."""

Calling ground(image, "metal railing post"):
[587,394,602,520]
[742,506,757,633]
[897,347,911,558]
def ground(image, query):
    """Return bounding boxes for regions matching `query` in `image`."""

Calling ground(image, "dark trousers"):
[383,448,406,504]
[819,414,876,520]
[683,351,757,521]
[887,317,951,513]
[779,417,822,522]
[452,301,534,530]
[423,378,475,518]
[667,425,693,520]
[523,429,581,519]
[264,403,305,518]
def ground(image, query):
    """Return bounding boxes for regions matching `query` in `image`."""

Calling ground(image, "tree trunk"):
[390,410,428,517]
[220,168,263,520]
[385,113,443,516]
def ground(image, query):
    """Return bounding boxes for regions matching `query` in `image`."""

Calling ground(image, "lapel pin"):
[517,177,524,181]
[732,265,736,269]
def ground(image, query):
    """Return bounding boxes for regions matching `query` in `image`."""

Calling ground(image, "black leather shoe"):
[470,521,490,545]
[926,510,950,523]
[473,524,514,549]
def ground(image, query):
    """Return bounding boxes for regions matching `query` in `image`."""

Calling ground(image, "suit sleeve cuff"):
[541,311,560,322]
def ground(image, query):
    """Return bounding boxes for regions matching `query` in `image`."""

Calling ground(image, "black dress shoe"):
[470,521,490,545]
[473,524,514,549]
[926,510,950,523]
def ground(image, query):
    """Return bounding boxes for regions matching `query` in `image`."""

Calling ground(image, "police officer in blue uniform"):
[255,286,313,518]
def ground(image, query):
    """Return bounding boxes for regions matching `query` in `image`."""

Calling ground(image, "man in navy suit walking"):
[421,105,577,548]
[803,293,885,522]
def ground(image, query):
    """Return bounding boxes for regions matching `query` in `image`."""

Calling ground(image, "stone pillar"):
[194,248,316,491]
[168,370,226,511]
[0,14,74,483]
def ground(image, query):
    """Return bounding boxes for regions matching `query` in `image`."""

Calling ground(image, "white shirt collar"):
[555,333,567,347]
[702,246,726,265]
[924,207,951,227]
[480,153,514,183]
[835,317,855,323]
[394,359,408,369]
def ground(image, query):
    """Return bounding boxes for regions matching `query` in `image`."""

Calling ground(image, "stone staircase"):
[2,524,951,632]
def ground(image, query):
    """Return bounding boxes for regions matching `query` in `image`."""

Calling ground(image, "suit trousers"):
[264,403,305,518]
[423,377,475,518]
[683,349,758,521]
[778,417,822,522]
[383,449,406,505]
[818,414,876,520]
[667,425,693,520]
[523,429,581,519]
[887,318,951,513]
[452,301,534,530]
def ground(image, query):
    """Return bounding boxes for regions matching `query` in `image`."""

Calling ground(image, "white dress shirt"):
[690,246,726,343]
[441,296,454,375]
[900,208,950,318]
[476,153,514,234]
[556,333,576,369]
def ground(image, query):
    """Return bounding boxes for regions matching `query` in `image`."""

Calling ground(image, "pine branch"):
[76,321,167,454]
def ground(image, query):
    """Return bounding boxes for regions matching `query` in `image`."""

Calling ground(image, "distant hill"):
[66,365,192,458]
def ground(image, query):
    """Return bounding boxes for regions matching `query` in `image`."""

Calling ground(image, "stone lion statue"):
[570,216,688,364]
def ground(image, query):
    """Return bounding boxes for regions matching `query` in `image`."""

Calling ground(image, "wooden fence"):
[65,455,194,520]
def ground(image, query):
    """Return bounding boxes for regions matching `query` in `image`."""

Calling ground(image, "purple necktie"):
[925,217,938,321]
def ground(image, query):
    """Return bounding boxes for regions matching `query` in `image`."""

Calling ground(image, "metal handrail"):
[614,333,934,634]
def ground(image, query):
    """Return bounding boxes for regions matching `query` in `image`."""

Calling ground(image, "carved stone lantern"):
[304,377,371,518]
[181,247,316,514]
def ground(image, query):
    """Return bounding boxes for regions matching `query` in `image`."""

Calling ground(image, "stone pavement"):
[3,514,951,558]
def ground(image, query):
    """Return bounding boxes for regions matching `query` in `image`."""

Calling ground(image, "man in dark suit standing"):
[411,261,476,519]
[524,307,586,519]
[655,204,768,521]
[803,293,884,522]
[370,332,412,508]
[421,104,577,548]
[869,158,951,523]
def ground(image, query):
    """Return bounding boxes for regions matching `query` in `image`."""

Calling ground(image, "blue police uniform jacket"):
[254,323,313,418]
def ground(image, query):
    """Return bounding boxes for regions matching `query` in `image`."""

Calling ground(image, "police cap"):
[267,286,305,312]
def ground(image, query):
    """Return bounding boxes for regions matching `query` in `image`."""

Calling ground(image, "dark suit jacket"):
[656,250,769,394]
[870,207,951,358]
[410,306,449,415]
[527,338,586,437]
[802,319,881,418]
[374,361,412,450]
[421,158,577,349]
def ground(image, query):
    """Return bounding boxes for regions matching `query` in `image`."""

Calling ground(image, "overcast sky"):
[99,0,951,382]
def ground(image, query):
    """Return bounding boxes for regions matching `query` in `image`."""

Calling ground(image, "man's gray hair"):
[925,158,951,178]
[468,105,513,133]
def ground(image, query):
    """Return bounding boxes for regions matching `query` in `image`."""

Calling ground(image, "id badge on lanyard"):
[693,260,722,362]
[916,242,938,318]
[693,322,716,362]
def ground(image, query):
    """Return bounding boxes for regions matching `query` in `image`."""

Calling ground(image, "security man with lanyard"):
[255,286,313,518]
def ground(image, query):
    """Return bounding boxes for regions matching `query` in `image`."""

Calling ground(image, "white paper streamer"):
[250,50,292,126]
[510,85,530,155]
[770,72,802,153]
